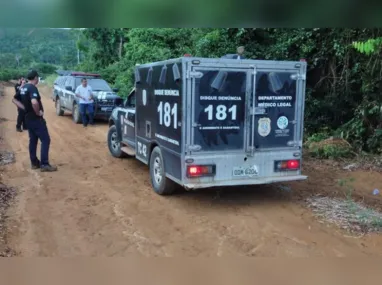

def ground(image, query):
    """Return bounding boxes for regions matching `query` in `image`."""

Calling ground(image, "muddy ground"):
[0,82,381,257]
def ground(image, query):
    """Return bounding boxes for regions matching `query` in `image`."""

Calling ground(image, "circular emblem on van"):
[142,89,147,106]
[277,116,288,130]
[258,117,271,137]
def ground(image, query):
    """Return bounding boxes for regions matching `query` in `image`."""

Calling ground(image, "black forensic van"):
[107,55,308,195]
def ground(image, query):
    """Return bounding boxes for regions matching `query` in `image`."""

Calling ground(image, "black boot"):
[31,160,41,169]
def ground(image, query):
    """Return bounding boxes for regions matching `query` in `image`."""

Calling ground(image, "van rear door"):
[188,61,306,156]
[248,65,306,154]
[189,66,252,153]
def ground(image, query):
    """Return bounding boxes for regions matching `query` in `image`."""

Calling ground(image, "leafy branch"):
[352,38,382,55]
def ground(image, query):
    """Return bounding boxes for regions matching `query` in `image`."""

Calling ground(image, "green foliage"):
[309,143,353,159]
[0,68,28,81]
[0,28,78,70]
[338,177,356,200]
[338,100,382,152]
[30,63,57,76]
[76,28,382,154]
[306,135,354,159]
[305,130,331,145]
[81,28,126,69]
[43,74,58,88]
[352,38,382,55]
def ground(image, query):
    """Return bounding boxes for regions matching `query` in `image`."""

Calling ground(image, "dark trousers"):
[79,103,94,126]
[16,108,27,130]
[27,118,51,166]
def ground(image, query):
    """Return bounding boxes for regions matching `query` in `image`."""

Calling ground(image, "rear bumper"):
[183,175,308,189]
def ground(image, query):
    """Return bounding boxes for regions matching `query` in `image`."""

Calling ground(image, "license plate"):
[101,107,112,112]
[233,165,259,177]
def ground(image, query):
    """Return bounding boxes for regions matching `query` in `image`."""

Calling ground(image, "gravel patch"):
[0,151,15,166]
[306,196,382,234]
[0,183,17,257]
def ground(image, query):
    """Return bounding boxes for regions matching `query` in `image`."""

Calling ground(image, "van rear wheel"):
[55,98,64,116]
[72,103,82,124]
[107,125,126,158]
[149,147,176,195]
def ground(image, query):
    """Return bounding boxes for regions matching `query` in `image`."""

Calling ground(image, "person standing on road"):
[235,46,246,59]
[75,78,95,127]
[11,70,58,172]
[15,77,28,132]
[14,76,24,93]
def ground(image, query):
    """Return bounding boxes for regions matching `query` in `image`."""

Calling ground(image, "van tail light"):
[187,165,215,178]
[274,160,300,172]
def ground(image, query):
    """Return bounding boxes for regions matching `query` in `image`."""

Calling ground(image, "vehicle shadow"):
[124,158,295,207]
[171,183,294,208]
[59,113,109,125]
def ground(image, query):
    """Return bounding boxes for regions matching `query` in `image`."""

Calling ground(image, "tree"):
[76,28,382,153]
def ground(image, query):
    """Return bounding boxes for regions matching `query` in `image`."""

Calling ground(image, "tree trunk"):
[118,28,123,59]
[77,34,80,64]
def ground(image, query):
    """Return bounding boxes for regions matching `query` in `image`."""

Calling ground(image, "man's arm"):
[75,93,83,99]
[31,98,43,116]
[75,87,85,100]
[88,86,94,101]
[12,91,25,110]
[12,98,25,110]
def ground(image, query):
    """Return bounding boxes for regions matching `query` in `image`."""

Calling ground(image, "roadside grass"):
[43,74,57,88]
[306,177,382,234]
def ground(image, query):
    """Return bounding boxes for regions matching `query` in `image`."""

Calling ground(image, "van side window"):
[135,68,141,84]
[64,77,72,88]
[146,68,153,86]
[159,65,167,85]
[127,91,136,107]
[172,63,181,82]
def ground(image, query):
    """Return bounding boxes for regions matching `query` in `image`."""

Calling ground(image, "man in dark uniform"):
[12,70,57,172]
[14,77,23,93]
[15,77,27,132]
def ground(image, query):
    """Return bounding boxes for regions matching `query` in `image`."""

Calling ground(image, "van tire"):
[55,98,64,116]
[107,125,126,158]
[149,146,176,195]
[72,103,82,124]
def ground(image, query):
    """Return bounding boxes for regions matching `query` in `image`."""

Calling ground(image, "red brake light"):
[275,160,300,172]
[300,58,306,62]
[187,165,215,177]
[287,160,299,169]
[184,54,192,57]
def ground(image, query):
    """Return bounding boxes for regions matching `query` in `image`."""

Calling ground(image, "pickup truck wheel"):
[72,103,82,124]
[107,125,126,158]
[55,98,64,116]
[149,147,176,195]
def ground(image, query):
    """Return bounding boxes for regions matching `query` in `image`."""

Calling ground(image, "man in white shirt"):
[236,46,245,59]
[75,78,94,127]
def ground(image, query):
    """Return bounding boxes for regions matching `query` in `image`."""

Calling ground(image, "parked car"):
[52,71,123,124]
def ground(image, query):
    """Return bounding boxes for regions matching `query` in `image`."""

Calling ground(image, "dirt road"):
[1,83,381,257]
